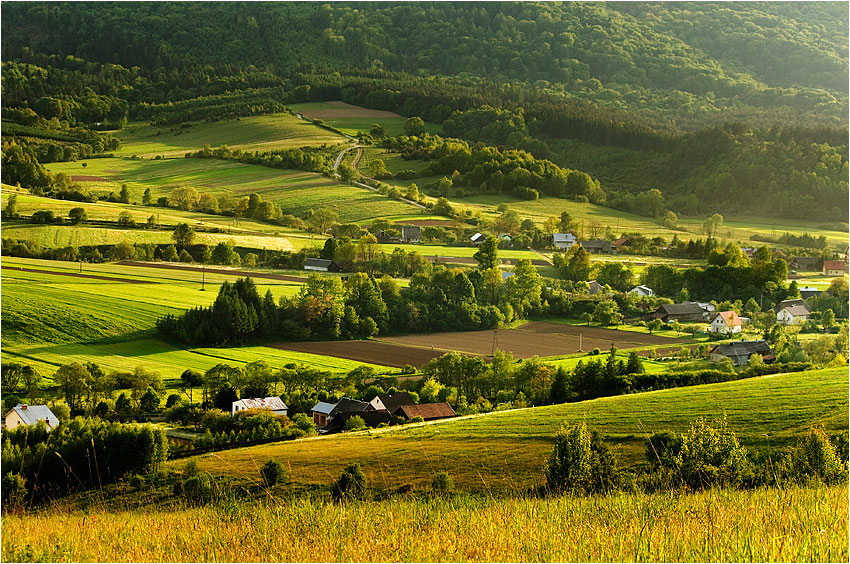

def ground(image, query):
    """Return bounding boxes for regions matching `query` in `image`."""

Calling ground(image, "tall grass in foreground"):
[3,485,846,562]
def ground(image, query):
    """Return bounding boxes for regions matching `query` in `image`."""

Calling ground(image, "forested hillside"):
[2,2,847,221]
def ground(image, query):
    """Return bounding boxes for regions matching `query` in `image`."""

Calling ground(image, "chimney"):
[21,404,28,410]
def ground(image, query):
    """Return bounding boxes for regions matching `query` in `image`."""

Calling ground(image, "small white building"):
[553,233,576,250]
[5,404,59,430]
[232,397,288,417]
[709,311,743,334]
[776,305,810,326]
[628,285,654,297]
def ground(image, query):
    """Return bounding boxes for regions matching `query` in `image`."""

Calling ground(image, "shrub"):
[1,472,28,509]
[332,463,367,501]
[260,459,287,487]
[183,472,214,505]
[545,422,619,495]
[673,416,751,489]
[431,471,453,494]
[784,426,847,484]
[409,416,425,423]
[344,415,366,431]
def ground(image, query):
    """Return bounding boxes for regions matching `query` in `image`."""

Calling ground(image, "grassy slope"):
[288,102,442,138]
[43,158,419,224]
[113,113,346,158]
[0,257,395,380]
[185,367,848,492]
[3,486,846,562]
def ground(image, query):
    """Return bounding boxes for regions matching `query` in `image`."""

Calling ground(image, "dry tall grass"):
[3,485,846,562]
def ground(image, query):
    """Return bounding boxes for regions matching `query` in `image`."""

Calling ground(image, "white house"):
[5,404,59,430]
[232,397,288,417]
[776,305,810,326]
[628,285,654,297]
[709,311,743,334]
[553,233,576,250]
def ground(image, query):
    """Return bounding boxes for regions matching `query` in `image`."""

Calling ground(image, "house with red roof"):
[823,261,848,276]
[709,311,743,334]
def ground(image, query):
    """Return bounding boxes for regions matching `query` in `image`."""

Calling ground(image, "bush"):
[183,472,215,505]
[431,471,453,494]
[673,416,751,490]
[545,422,618,495]
[260,459,287,487]
[784,426,847,484]
[409,416,425,423]
[344,415,366,431]
[332,463,367,501]
[1,472,28,509]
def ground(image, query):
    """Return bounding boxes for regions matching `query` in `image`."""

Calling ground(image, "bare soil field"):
[267,322,681,368]
[266,339,449,368]
[70,175,109,182]
[1,266,154,284]
[299,101,401,119]
[117,261,308,283]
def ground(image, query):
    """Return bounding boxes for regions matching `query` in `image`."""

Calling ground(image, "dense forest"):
[1,2,847,220]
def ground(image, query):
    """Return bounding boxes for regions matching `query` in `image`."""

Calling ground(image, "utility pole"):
[201,263,205,291]
[579,333,583,352]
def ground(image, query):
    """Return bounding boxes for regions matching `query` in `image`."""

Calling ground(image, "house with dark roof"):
[375,230,401,244]
[709,311,743,334]
[823,261,848,276]
[401,225,421,244]
[304,258,340,272]
[776,304,811,326]
[791,256,821,271]
[773,298,808,313]
[651,302,712,322]
[393,402,456,422]
[709,340,774,366]
[4,404,59,430]
[580,239,613,254]
[368,392,416,414]
[799,287,822,300]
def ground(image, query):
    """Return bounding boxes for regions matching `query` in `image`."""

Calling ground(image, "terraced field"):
[44,158,419,224]
[113,112,347,158]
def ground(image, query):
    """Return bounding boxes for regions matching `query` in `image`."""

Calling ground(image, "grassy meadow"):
[289,102,442,138]
[3,485,846,562]
[180,367,848,493]
[113,112,347,158]
[44,157,420,224]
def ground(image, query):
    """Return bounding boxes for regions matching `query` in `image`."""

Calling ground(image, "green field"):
[1,257,395,381]
[3,485,845,562]
[44,158,420,224]
[288,102,442,138]
[113,112,347,158]
[377,243,544,261]
[184,367,848,492]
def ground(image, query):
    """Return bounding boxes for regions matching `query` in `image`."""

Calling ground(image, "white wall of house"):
[776,309,807,326]
[710,317,741,334]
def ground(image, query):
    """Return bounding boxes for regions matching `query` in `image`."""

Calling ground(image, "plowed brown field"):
[266,322,681,368]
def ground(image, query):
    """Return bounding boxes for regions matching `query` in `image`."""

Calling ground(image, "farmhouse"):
[612,237,629,251]
[709,340,774,366]
[470,232,485,245]
[823,261,848,276]
[580,239,613,254]
[401,225,421,244]
[4,404,59,430]
[553,233,576,250]
[799,287,822,299]
[368,392,416,413]
[231,397,288,417]
[709,311,743,334]
[773,299,808,314]
[304,258,340,272]
[776,304,811,326]
[311,401,335,427]
[587,280,605,295]
[651,302,711,322]
[375,230,400,244]
[791,256,821,271]
[393,402,456,422]
[628,285,654,297]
